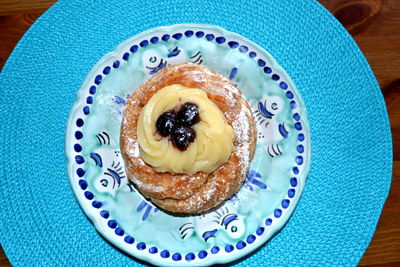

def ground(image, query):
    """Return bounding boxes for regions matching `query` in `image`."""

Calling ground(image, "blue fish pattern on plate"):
[65,24,311,266]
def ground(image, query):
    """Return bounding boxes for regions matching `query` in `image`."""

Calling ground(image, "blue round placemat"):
[0,0,392,266]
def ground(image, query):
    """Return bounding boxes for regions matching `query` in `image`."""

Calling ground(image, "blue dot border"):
[71,28,307,263]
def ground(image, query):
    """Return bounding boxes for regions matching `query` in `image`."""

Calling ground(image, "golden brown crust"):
[120,63,256,213]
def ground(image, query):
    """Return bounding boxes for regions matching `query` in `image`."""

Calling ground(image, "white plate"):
[65,24,311,266]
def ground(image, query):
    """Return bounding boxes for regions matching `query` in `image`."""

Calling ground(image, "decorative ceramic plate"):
[65,24,311,266]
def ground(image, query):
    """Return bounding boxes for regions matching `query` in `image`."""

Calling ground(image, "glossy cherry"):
[176,103,200,127]
[156,110,177,137]
[171,126,196,151]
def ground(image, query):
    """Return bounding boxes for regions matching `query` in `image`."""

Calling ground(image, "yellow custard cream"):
[137,84,235,175]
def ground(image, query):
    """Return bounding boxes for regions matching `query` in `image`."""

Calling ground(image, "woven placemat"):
[0,0,392,266]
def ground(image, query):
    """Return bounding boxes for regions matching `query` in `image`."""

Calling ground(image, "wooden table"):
[0,0,399,265]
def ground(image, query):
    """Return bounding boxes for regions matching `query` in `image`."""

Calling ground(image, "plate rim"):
[65,23,312,266]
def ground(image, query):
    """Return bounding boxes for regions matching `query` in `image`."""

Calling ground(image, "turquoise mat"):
[0,0,392,266]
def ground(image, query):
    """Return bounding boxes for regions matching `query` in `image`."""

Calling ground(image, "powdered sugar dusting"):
[126,138,140,158]
[120,63,256,214]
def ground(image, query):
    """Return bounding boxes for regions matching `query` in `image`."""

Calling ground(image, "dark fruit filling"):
[155,102,200,150]
[156,110,177,137]
[176,103,200,126]
[171,126,196,151]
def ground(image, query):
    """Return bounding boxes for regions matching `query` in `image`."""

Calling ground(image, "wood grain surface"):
[0,0,399,266]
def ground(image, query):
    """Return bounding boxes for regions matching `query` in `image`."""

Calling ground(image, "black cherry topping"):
[176,103,200,126]
[155,102,200,151]
[156,110,177,137]
[171,126,196,151]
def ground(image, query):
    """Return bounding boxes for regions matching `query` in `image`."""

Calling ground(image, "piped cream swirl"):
[137,84,235,175]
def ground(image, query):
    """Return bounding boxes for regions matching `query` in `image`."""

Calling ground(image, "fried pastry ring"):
[120,63,256,214]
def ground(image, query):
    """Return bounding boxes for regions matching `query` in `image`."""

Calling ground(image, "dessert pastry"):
[120,63,256,214]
